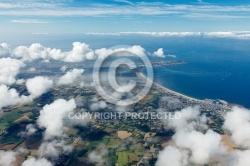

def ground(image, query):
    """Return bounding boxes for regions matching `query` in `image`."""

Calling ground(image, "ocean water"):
[140,37,250,108]
[3,34,250,108]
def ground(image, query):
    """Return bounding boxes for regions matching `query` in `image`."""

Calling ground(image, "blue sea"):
[3,34,250,108]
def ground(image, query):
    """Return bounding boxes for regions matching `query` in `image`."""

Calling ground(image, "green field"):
[117,151,129,166]
[0,109,24,130]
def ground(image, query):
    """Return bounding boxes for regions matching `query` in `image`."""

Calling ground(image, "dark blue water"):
[2,34,250,108]
[141,37,250,108]
[151,58,250,108]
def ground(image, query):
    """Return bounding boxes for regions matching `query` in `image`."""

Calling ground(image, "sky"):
[1,0,250,35]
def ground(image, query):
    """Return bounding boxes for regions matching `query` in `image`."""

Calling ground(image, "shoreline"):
[136,72,204,103]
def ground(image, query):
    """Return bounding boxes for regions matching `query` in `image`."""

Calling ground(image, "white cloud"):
[21,158,52,166]
[1,2,250,19]
[162,106,205,131]
[12,42,96,62]
[0,84,32,110]
[223,106,250,148]
[58,68,84,85]
[90,101,107,111]
[35,97,92,159]
[173,129,226,165]
[0,75,54,111]
[0,57,25,85]
[230,150,250,166]
[114,0,133,5]
[37,99,76,139]
[31,32,49,35]
[156,106,250,166]
[204,31,236,38]
[60,65,68,72]
[28,67,36,72]
[0,151,16,166]
[95,45,146,59]
[156,106,226,165]
[204,31,250,39]
[120,32,202,37]
[26,76,53,98]
[153,48,165,58]
[11,19,48,24]
[38,140,72,158]
[88,145,108,166]
[123,45,145,56]
[63,42,95,62]
[86,31,250,39]
[18,124,37,137]
[155,146,188,166]
[166,54,177,58]
[90,97,107,111]
[86,32,121,36]
[12,43,51,61]
[0,43,11,57]
[0,1,56,9]
[16,79,25,85]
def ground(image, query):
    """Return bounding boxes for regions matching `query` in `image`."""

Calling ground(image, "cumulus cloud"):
[16,79,25,85]
[95,45,146,59]
[0,151,17,166]
[30,97,94,162]
[223,106,250,148]
[10,42,149,62]
[0,43,11,57]
[162,106,206,131]
[57,68,84,85]
[157,106,250,166]
[0,84,32,110]
[230,150,250,166]
[0,57,25,85]
[26,76,53,98]
[21,158,52,166]
[124,45,145,56]
[0,75,53,110]
[12,42,96,62]
[37,99,76,139]
[88,145,108,166]
[35,97,93,160]
[90,101,107,111]
[156,106,226,166]
[18,124,37,137]
[94,48,113,59]
[63,42,95,62]
[173,129,226,165]
[38,140,72,158]
[155,146,188,166]
[12,43,51,61]
[153,48,165,58]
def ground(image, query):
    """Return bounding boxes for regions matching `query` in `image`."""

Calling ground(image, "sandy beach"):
[136,72,204,103]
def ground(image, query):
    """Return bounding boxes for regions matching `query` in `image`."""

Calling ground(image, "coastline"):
[136,72,204,103]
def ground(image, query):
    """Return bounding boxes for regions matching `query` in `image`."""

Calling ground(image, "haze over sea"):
[3,34,250,108]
